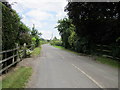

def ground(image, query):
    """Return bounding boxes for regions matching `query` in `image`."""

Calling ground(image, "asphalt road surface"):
[27,44,118,88]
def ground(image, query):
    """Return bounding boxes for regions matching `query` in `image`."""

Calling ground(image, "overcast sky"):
[8,0,68,39]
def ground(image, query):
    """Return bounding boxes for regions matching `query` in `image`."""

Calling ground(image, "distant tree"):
[53,37,58,40]
[31,24,38,37]
[31,24,42,47]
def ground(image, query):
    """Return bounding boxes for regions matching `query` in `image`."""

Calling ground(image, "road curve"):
[27,44,118,88]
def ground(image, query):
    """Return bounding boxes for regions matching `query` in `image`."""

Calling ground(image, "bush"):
[50,40,62,46]
[26,49,33,57]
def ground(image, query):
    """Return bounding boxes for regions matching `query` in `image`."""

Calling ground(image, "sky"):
[7,0,68,40]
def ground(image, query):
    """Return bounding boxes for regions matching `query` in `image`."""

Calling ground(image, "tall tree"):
[56,18,72,48]
[65,2,120,45]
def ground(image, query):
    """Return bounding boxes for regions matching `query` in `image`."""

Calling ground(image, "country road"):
[27,44,118,88]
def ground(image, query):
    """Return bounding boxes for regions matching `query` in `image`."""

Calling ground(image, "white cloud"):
[8,0,68,39]
[25,10,53,21]
[40,30,53,40]
[40,30,61,40]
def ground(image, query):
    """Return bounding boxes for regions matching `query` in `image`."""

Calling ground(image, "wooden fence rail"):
[95,44,120,60]
[0,43,32,74]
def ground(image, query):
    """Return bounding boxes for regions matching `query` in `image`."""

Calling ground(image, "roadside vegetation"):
[51,2,120,68]
[95,56,119,68]
[50,37,62,46]
[53,45,119,68]
[2,66,32,88]
[31,46,41,57]
[1,1,42,88]
[40,39,49,45]
[1,1,42,71]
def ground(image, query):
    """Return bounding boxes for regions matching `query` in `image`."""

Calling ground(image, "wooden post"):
[4,52,8,73]
[23,43,26,58]
[12,50,14,64]
[16,44,19,61]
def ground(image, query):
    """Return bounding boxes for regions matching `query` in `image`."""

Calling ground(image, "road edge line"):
[72,64,104,89]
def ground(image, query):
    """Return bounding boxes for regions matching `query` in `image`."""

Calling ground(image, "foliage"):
[18,22,32,46]
[50,37,62,46]
[56,18,89,53]
[56,2,120,59]
[26,49,33,57]
[68,24,77,49]
[40,38,49,45]
[65,2,119,45]
[56,18,72,48]
[2,2,34,50]
[116,37,120,42]
[2,2,20,50]
[2,2,12,9]
[1,1,42,69]
[31,47,41,57]
[18,32,32,46]
[31,25,42,47]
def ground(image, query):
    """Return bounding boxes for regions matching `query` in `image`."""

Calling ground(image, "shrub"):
[50,40,62,46]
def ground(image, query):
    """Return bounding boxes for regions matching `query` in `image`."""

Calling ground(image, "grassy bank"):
[2,66,32,88]
[53,45,119,68]
[31,46,41,57]
[95,56,119,68]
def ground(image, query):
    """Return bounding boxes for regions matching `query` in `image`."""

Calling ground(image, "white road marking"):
[72,64,104,89]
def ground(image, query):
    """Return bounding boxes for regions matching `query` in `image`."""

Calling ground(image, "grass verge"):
[95,56,119,68]
[31,46,41,57]
[53,45,119,68]
[54,46,64,49]
[2,66,32,88]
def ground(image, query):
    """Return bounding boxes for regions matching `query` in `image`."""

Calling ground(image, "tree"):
[31,24,42,47]
[2,1,12,9]
[18,22,32,46]
[68,24,77,50]
[65,2,120,45]
[56,18,72,48]
[31,24,38,37]
[50,37,62,46]
[2,2,20,50]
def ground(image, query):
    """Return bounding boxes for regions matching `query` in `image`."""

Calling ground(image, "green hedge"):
[2,2,21,50]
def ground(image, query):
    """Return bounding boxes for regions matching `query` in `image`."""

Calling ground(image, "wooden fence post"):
[4,52,8,73]
[23,43,26,58]
[12,49,14,64]
[16,44,19,61]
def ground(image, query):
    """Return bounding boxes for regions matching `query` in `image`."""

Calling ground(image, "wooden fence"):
[95,44,120,60]
[0,43,33,74]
